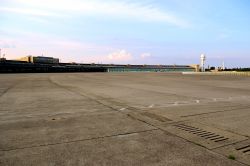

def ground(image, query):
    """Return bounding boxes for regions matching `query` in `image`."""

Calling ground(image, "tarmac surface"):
[0,73,250,166]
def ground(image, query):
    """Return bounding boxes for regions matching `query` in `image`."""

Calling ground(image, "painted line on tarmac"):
[119,108,126,111]
[149,104,154,108]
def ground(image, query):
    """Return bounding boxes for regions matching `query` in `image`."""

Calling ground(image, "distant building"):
[2,56,199,73]
[19,56,59,64]
[0,57,6,61]
[105,64,198,72]
[189,64,200,72]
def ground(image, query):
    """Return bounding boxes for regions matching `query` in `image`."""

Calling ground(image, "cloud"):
[51,40,113,51]
[0,7,63,17]
[140,53,152,59]
[217,33,230,40]
[108,50,133,62]
[0,30,116,61]
[0,39,16,48]
[64,50,134,64]
[5,0,189,27]
[0,29,112,50]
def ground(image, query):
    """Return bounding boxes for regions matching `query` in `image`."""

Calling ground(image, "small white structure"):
[222,61,225,70]
[200,54,206,72]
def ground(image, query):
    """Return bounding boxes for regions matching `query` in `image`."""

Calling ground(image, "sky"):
[0,0,250,67]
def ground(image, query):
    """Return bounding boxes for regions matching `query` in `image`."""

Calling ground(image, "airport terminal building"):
[0,56,199,73]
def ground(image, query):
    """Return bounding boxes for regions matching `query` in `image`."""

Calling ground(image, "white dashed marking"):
[149,104,154,108]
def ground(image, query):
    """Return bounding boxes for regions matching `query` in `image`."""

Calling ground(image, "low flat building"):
[105,64,197,72]
[19,56,59,64]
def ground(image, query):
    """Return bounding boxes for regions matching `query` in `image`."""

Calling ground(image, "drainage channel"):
[173,124,230,143]
[161,122,247,150]
[214,139,250,165]
[236,145,250,154]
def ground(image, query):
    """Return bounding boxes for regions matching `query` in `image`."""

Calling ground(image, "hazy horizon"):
[1,0,250,67]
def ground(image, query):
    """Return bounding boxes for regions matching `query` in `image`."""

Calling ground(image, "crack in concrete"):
[181,105,250,117]
[0,129,159,152]
[49,77,125,113]
[0,84,17,98]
